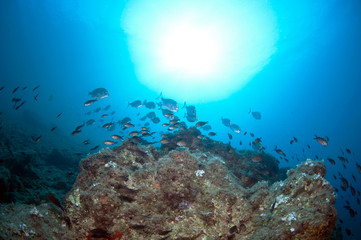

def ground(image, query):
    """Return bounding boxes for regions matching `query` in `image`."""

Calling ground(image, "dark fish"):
[12,98,21,103]
[351,186,356,196]
[290,140,294,144]
[340,176,349,190]
[293,136,298,142]
[71,130,81,136]
[57,113,62,118]
[12,87,20,93]
[33,85,40,92]
[151,117,160,124]
[111,135,123,140]
[161,108,174,120]
[249,133,255,137]
[314,135,328,146]
[128,100,143,108]
[239,140,242,145]
[89,88,109,99]
[94,107,101,113]
[356,163,361,174]
[327,158,336,165]
[84,99,97,106]
[22,86,27,90]
[31,135,42,142]
[15,100,26,110]
[48,193,64,211]
[252,155,263,162]
[221,117,231,127]
[227,133,233,140]
[90,145,100,151]
[51,126,57,132]
[120,117,131,126]
[338,156,348,163]
[244,131,247,136]
[0,86,4,91]
[275,146,286,157]
[230,123,241,133]
[101,114,108,118]
[352,175,356,182]
[307,144,311,149]
[140,116,147,121]
[144,100,156,109]
[124,123,135,128]
[157,92,178,112]
[83,140,90,145]
[146,111,156,119]
[86,119,96,125]
[202,125,212,131]
[208,132,216,137]
[249,109,261,120]
[346,148,351,154]
[183,102,197,122]
[103,104,111,111]
[75,124,84,131]
[34,93,39,102]
[196,121,208,127]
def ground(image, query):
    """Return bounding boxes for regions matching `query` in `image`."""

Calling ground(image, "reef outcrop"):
[0,129,337,239]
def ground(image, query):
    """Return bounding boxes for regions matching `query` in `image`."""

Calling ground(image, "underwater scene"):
[0,0,360,239]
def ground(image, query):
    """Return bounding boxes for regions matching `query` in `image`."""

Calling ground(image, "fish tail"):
[156,91,163,100]
[182,101,187,109]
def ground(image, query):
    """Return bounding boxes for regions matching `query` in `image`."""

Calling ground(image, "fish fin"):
[156,92,163,100]
[182,101,187,109]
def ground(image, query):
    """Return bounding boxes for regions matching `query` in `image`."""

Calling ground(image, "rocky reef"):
[0,128,337,239]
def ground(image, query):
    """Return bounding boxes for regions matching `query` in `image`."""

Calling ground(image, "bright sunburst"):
[121,0,278,103]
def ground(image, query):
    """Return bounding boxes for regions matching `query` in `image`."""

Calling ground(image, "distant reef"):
[0,128,337,239]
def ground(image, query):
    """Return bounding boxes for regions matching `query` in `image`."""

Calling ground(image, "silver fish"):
[89,88,109,99]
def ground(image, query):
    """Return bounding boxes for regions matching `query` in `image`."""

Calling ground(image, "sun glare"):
[121,0,278,103]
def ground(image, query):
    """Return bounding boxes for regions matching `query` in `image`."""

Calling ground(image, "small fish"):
[34,93,39,102]
[15,100,26,110]
[252,155,263,162]
[239,140,242,145]
[51,126,57,132]
[33,85,40,92]
[144,100,156,109]
[249,109,261,120]
[101,114,108,118]
[31,135,42,143]
[140,116,147,121]
[89,88,109,99]
[307,144,311,149]
[104,140,117,145]
[128,100,143,108]
[160,138,169,144]
[57,113,62,118]
[314,135,328,146]
[22,86,27,90]
[356,163,361,174]
[230,123,241,134]
[102,122,114,129]
[346,148,351,154]
[202,125,212,131]
[71,130,81,136]
[94,107,101,113]
[129,131,140,137]
[103,105,111,111]
[227,133,233,140]
[275,146,286,157]
[0,86,4,91]
[124,123,135,128]
[254,138,262,144]
[290,140,294,144]
[151,117,160,124]
[90,145,100,151]
[244,131,247,136]
[293,136,298,143]
[327,158,336,165]
[162,123,169,127]
[196,121,208,127]
[48,193,64,211]
[86,119,96,125]
[176,140,187,147]
[12,87,20,93]
[221,117,231,127]
[84,99,97,106]
[208,132,216,137]
[83,140,90,145]
[111,135,123,140]
[157,92,178,112]
[250,132,255,137]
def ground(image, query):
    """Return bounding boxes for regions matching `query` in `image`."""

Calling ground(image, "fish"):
[208,132,216,137]
[250,133,255,137]
[227,133,233,140]
[51,126,57,132]
[196,121,208,127]
[86,119,96,125]
[146,111,156,119]
[340,176,349,190]
[129,131,140,137]
[34,93,39,102]
[157,92,178,112]
[144,100,156,109]
[275,146,286,157]
[162,123,169,127]
[12,87,20,93]
[140,116,147,121]
[307,144,311,149]
[120,117,131,126]
[94,107,101,113]
[161,109,175,120]
[230,124,241,134]
[128,100,143,108]
[160,139,169,144]
[239,140,242,145]
[48,193,64,211]
[254,138,262,144]
[183,102,197,122]
[102,122,114,129]
[356,163,361,174]
[293,137,298,143]
[57,113,62,118]
[124,123,135,128]
[168,125,178,131]
[177,140,187,147]
[0,86,4,91]
[83,140,90,145]
[221,117,231,127]
[31,135,42,143]
[84,99,97,106]
[290,140,294,144]
[351,186,356,196]
[71,130,81,136]
[111,135,123,140]
[33,85,40,92]
[249,109,261,120]
[22,86,27,90]
[252,155,263,162]
[101,114,108,118]
[151,117,160,124]
[90,145,100,151]
[202,125,212,131]
[103,105,111,111]
[327,158,336,165]
[104,140,117,145]
[89,88,109,99]
[338,156,348,163]
[346,148,351,154]
[314,135,328,146]
[15,101,26,110]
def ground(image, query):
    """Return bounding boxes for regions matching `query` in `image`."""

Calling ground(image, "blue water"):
[1,0,361,239]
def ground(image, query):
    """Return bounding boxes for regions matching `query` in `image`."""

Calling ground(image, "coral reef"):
[0,129,337,239]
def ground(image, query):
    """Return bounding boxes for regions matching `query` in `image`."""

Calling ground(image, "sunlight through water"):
[121,0,279,103]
